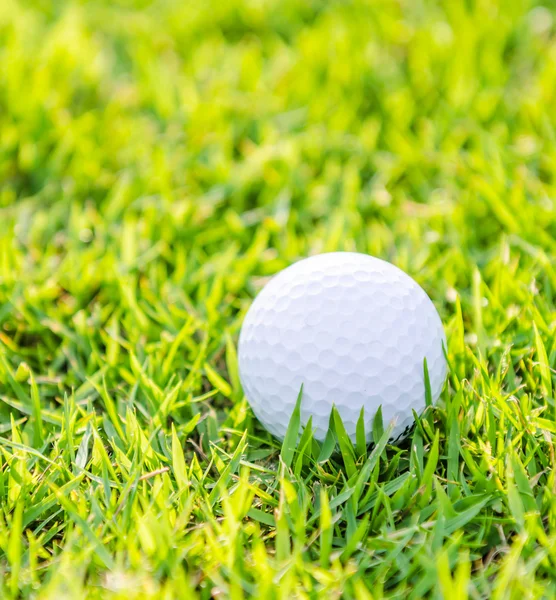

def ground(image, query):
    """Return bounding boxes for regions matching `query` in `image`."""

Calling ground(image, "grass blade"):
[280,385,304,469]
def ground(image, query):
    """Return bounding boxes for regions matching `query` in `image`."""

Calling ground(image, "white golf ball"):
[238,252,447,443]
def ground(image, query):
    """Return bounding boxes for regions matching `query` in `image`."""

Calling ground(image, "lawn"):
[1,0,556,597]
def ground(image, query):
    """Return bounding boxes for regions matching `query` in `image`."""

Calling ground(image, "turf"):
[1,0,556,597]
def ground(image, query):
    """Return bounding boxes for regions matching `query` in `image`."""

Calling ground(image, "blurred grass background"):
[2,0,556,597]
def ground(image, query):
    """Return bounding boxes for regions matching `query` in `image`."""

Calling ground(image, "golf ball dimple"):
[238,252,447,443]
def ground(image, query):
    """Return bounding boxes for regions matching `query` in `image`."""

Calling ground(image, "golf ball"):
[238,252,446,443]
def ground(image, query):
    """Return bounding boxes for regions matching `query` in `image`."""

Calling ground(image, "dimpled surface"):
[238,252,447,443]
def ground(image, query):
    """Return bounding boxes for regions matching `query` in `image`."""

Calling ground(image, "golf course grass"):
[1,0,556,597]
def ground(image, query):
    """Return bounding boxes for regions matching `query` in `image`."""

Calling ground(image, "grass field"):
[2,0,556,597]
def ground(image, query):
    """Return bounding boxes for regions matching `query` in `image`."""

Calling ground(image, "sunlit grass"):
[1,0,556,597]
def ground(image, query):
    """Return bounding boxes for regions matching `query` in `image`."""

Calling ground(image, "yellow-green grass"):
[1,0,556,597]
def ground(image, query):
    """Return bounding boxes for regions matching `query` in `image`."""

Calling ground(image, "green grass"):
[1,0,556,597]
